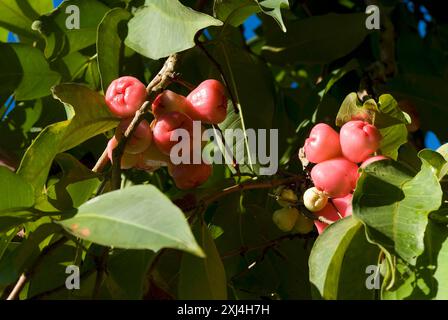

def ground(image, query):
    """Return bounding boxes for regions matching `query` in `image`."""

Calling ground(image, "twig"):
[109,54,179,190]
[200,175,304,207]
[92,247,109,299]
[7,236,68,300]
[92,148,108,173]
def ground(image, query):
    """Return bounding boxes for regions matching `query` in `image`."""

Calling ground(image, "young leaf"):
[57,185,204,257]
[125,0,223,60]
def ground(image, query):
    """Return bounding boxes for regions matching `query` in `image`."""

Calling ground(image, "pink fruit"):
[304,123,342,163]
[168,162,212,190]
[115,119,152,154]
[105,76,147,118]
[360,155,388,169]
[185,79,227,124]
[311,157,359,198]
[314,203,341,234]
[152,90,192,118]
[339,120,382,163]
[106,137,139,169]
[332,194,353,217]
[152,112,194,155]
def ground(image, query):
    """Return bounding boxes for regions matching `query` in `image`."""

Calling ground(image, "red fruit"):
[185,79,227,124]
[105,76,147,118]
[314,203,341,234]
[360,155,388,169]
[332,194,353,217]
[168,162,212,190]
[311,157,359,198]
[339,120,382,163]
[106,137,139,169]
[152,112,194,155]
[115,119,152,154]
[152,90,192,118]
[304,123,342,163]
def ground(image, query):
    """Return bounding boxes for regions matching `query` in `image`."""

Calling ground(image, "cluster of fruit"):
[104,76,228,189]
[272,120,386,235]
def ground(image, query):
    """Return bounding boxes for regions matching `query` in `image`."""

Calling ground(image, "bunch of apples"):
[272,120,386,235]
[104,76,228,189]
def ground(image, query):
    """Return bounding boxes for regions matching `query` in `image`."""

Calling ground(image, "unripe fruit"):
[137,144,170,169]
[303,187,328,212]
[277,188,298,207]
[293,213,314,234]
[339,120,382,163]
[115,119,152,154]
[332,194,353,217]
[152,90,192,118]
[105,76,147,118]
[186,79,227,124]
[360,155,388,169]
[152,112,194,155]
[311,158,359,198]
[272,207,299,232]
[168,162,212,190]
[304,123,342,163]
[106,137,139,169]
[314,203,341,234]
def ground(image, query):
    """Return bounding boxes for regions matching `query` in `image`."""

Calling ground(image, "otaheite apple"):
[152,111,194,155]
[293,213,314,234]
[304,123,342,163]
[152,90,192,118]
[332,194,353,217]
[303,187,328,212]
[272,207,299,232]
[168,162,212,190]
[115,119,152,154]
[277,188,298,207]
[311,157,359,198]
[105,76,147,118]
[185,79,228,124]
[339,120,381,163]
[314,203,341,234]
[135,144,170,170]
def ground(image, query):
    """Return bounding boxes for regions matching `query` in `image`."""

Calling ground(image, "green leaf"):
[178,222,227,299]
[17,84,118,196]
[213,0,260,27]
[259,0,289,32]
[0,0,53,40]
[353,156,443,265]
[0,167,34,213]
[125,0,223,60]
[382,220,448,299]
[375,94,408,160]
[0,228,18,262]
[34,0,110,59]
[309,217,378,300]
[335,92,378,126]
[0,223,61,286]
[210,38,276,175]
[0,43,61,103]
[262,13,371,65]
[97,8,131,91]
[58,185,204,257]
[419,149,448,180]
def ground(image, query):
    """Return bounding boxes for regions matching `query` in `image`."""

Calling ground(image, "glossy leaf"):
[353,157,443,265]
[126,0,223,60]
[58,185,204,257]
[0,167,34,213]
[17,84,118,196]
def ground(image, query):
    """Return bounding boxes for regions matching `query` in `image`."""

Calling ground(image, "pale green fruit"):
[303,187,328,212]
[277,188,298,207]
[273,207,299,232]
[293,213,314,234]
